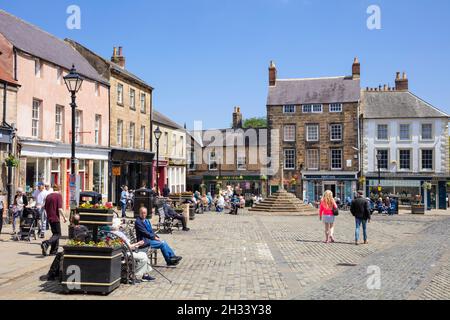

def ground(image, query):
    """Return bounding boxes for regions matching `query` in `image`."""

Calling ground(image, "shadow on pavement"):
[296,239,356,245]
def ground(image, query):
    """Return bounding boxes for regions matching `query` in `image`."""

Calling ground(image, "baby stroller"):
[16,207,40,241]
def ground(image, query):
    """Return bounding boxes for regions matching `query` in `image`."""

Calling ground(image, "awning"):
[19,139,109,160]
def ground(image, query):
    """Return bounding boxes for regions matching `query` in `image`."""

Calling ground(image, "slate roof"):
[267,76,360,106]
[0,10,108,85]
[362,91,449,119]
[153,110,185,130]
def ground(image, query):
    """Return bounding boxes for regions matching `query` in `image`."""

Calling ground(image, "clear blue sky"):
[1,0,449,129]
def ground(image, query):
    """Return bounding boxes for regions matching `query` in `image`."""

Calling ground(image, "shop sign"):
[368,180,421,187]
[112,166,121,176]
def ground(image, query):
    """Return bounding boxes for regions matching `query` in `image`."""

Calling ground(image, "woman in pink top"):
[319,190,337,243]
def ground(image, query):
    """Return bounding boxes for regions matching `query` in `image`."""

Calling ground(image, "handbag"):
[332,206,339,216]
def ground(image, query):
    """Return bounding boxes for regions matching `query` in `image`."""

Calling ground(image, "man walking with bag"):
[351,191,371,246]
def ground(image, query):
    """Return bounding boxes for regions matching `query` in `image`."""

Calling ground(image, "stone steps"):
[249,190,317,216]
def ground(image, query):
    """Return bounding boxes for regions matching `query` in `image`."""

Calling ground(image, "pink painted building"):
[0,10,110,207]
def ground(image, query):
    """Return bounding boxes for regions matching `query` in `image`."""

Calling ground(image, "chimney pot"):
[269,61,277,87]
[396,72,401,80]
[352,57,361,79]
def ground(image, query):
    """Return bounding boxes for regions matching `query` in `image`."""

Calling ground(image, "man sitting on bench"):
[135,207,182,266]
[155,197,190,232]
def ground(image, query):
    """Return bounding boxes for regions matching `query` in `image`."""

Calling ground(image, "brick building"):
[267,59,361,202]
[187,107,269,197]
[67,41,154,204]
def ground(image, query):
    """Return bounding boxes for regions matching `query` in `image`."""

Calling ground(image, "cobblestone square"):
[0,210,449,300]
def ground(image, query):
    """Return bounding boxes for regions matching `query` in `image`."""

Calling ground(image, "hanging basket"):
[5,155,20,168]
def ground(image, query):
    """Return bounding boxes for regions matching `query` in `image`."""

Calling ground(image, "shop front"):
[203,174,267,197]
[302,172,358,204]
[109,149,155,205]
[19,140,110,209]
[366,175,449,210]
[152,159,168,193]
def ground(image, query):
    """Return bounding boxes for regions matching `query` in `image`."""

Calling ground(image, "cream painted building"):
[153,111,186,194]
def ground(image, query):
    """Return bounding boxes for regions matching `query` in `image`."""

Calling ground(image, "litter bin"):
[133,189,154,218]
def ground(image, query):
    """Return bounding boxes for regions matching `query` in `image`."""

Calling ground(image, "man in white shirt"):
[35,182,49,238]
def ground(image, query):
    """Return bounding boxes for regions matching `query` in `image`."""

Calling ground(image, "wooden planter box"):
[76,208,114,226]
[61,245,122,295]
[411,205,425,215]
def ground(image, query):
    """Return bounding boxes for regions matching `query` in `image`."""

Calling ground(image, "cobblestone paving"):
[0,210,448,300]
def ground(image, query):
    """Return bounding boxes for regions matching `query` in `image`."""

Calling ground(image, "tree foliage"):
[242,117,267,129]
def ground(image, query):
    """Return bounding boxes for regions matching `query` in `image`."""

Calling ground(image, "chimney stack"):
[232,106,243,129]
[352,57,360,79]
[395,71,409,91]
[111,46,126,69]
[269,61,277,87]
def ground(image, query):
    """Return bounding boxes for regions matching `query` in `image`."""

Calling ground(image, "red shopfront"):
[152,159,168,193]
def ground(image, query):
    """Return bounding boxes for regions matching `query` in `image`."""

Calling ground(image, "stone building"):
[361,73,449,209]
[67,41,154,204]
[152,111,186,194]
[0,10,110,208]
[266,59,361,202]
[187,107,269,197]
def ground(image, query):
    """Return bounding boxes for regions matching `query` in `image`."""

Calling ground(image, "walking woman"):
[319,190,338,243]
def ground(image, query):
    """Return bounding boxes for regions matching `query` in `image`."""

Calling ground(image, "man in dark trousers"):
[135,207,182,266]
[351,191,371,246]
[41,185,66,256]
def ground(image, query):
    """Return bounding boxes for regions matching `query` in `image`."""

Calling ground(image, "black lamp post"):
[64,65,84,176]
[376,152,382,197]
[154,127,162,195]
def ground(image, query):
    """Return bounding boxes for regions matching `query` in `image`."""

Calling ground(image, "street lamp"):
[376,151,382,197]
[64,65,83,175]
[154,126,162,195]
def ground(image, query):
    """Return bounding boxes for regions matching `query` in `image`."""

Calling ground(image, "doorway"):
[323,183,337,198]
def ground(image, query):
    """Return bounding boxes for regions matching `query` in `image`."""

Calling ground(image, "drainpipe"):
[357,100,363,195]
[2,81,13,210]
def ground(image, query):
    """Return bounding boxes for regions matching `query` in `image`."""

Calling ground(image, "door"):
[324,183,336,198]
[430,185,438,210]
